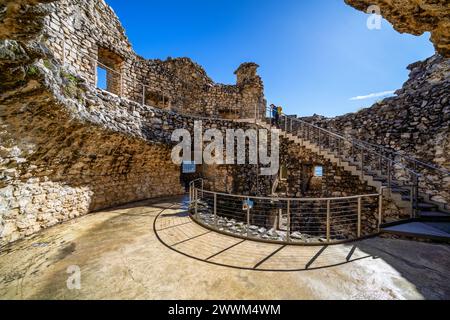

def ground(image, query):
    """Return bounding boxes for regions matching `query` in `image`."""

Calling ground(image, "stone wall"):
[0,39,271,245]
[279,140,377,198]
[0,0,406,246]
[300,54,450,205]
[41,0,266,119]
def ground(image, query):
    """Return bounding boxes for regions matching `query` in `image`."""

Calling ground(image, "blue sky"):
[105,0,434,117]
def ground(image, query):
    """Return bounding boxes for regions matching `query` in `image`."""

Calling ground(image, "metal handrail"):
[272,107,449,177]
[264,105,450,213]
[352,138,450,175]
[268,108,422,177]
[265,106,423,177]
[64,46,446,209]
[189,178,204,202]
[189,185,385,245]
[200,189,380,202]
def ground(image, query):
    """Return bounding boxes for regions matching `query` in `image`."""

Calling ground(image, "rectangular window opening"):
[182,161,196,174]
[96,47,123,95]
[96,66,108,91]
[314,166,324,177]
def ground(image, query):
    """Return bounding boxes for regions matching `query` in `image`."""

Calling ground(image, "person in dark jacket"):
[271,104,278,126]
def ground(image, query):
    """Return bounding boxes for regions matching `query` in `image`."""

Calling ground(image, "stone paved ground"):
[0,196,449,300]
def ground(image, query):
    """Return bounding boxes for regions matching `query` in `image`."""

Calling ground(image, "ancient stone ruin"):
[0,0,449,246]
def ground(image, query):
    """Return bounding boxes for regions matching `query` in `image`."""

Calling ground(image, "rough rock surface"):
[345,0,450,57]
[300,54,450,204]
[0,0,447,246]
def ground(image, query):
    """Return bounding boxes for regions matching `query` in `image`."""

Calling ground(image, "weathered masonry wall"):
[0,0,265,245]
[300,55,450,205]
[279,140,377,198]
[42,0,266,119]
[0,0,409,246]
[0,36,278,245]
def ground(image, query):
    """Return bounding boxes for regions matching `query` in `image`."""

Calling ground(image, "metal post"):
[357,197,362,238]
[379,155,383,173]
[361,150,364,179]
[378,188,384,232]
[194,188,198,219]
[388,160,393,195]
[409,185,414,218]
[326,200,331,243]
[201,180,204,199]
[214,193,217,227]
[414,174,419,218]
[287,200,291,242]
[247,197,251,237]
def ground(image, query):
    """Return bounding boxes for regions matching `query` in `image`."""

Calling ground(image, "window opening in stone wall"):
[218,106,239,120]
[314,166,324,177]
[182,161,196,174]
[144,90,170,109]
[96,47,124,95]
[96,66,108,91]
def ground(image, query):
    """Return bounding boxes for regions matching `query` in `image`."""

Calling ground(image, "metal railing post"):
[201,180,204,198]
[409,185,414,218]
[379,155,383,173]
[214,193,217,227]
[388,160,393,195]
[357,197,362,238]
[194,188,198,219]
[247,197,251,237]
[378,189,384,232]
[361,149,365,179]
[414,174,419,218]
[287,200,291,242]
[326,200,331,243]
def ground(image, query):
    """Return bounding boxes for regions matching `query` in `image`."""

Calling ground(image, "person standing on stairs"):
[277,105,283,128]
[271,104,278,126]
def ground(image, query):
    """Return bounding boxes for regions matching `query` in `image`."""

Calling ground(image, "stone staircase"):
[255,117,450,243]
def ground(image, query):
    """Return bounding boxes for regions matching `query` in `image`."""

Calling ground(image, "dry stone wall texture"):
[41,0,266,119]
[300,55,450,205]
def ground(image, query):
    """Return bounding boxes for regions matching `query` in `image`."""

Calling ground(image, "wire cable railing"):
[189,182,384,245]
[59,45,448,213]
[263,106,450,214]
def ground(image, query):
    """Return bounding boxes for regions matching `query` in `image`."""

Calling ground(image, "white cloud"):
[350,90,396,101]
